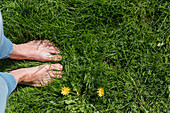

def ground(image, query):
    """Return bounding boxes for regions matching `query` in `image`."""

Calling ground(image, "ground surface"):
[0,0,169,112]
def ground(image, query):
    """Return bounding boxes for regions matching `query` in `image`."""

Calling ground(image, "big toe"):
[50,64,63,70]
[46,55,62,62]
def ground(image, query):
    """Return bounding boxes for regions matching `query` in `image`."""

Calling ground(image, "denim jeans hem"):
[0,36,13,59]
[0,73,17,113]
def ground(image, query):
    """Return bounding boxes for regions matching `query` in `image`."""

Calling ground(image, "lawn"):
[0,0,169,112]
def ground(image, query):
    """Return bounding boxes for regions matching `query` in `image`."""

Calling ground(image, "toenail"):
[57,56,62,60]
[58,65,61,69]
[57,75,62,78]
[52,50,56,53]
[49,43,53,46]
[50,74,56,78]
[57,71,62,75]
[57,51,60,54]
[58,65,63,70]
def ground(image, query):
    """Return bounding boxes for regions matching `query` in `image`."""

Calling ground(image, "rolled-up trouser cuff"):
[0,35,13,59]
[0,73,17,97]
[0,73,17,113]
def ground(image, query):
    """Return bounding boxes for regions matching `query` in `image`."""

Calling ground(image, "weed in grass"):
[61,87,70,95]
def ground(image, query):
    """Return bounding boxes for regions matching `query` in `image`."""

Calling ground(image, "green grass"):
[0,0,169,112]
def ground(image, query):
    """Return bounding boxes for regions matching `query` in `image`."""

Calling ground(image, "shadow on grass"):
[0,59,20,72]
[0,58,43,72]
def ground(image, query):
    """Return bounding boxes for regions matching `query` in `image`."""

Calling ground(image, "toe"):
[56,71,63,75]
[48,71,62,78]
[50,71,62,75]
[49,49,60,54]
[51,64,63,70]
[47,70,63,79]
[54,47,60,54]
[43,40,50,43]
[48,44,60,54]
[31,84,42,87]
[48,55,62,62]
[57,75,62,78]
[35,84,42,87]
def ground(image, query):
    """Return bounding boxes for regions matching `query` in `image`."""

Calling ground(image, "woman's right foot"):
[9,64,63,87]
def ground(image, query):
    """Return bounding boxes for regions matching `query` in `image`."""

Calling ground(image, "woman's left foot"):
[9,40,62,62]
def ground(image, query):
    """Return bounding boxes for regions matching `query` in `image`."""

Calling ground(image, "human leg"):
[0,73,17,113]
[0,35,13,59]
[0,11,13,59]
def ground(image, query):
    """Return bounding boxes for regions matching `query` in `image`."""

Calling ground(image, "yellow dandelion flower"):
[61,87,70,95]
[97,88,104,97]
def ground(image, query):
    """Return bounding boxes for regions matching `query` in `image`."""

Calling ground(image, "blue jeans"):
[0,11,17,113]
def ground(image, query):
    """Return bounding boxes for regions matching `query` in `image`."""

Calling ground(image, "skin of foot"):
[9,64,63,87]
[9,40,62,62]
[8,40,63,86]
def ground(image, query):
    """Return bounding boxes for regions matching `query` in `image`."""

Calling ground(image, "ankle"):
[9,44,26,59]
[9,68,27,84]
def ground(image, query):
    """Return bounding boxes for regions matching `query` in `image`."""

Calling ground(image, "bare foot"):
[9,64,63,87]
[9,40,62,62]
